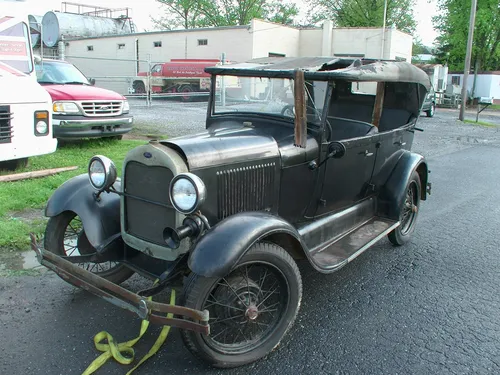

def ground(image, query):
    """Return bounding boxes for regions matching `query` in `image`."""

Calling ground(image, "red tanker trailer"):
[132,59,220,101]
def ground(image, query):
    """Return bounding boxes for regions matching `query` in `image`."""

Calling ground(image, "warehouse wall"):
[250,19,299,58]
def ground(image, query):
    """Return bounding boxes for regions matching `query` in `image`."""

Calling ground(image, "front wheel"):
[181,242,302,368]
[44,211,134,284]
[388,171,421,246]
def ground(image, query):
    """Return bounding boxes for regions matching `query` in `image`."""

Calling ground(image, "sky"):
[20,0,439,46]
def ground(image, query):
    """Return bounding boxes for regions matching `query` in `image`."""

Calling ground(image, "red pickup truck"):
[35,58,133,139]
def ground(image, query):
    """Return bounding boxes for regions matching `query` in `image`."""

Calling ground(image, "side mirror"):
[89,78,96,86]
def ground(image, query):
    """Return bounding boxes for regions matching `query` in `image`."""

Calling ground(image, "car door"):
[315,133,378,216]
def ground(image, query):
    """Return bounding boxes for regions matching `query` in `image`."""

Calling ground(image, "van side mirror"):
[89,78,96,86]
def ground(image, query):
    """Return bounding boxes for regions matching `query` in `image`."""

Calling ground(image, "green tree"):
[433,0,500,71]
[154,0,299,29]
[305,0,417,34]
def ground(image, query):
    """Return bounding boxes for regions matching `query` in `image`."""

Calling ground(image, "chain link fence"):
[64,55,222,107]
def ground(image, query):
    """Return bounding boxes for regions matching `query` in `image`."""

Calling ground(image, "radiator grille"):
[80,101,122,116]
[0,106,13,144]
[124,161,175,246]
[217,163,275,219]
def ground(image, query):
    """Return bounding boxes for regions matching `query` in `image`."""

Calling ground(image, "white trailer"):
[0,10,57,170]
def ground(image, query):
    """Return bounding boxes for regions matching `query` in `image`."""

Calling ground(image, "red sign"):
[0,40,27,56]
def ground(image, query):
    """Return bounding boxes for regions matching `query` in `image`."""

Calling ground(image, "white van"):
[0,12,57,170]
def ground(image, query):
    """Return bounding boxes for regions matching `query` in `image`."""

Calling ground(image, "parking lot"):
[1,105,500,374]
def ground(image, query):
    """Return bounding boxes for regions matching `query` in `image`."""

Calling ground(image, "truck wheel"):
[181,242,302,368]
[388,171,421,246]
[133,81,146,94]
[44,211,134,284]
[179,85,193,102]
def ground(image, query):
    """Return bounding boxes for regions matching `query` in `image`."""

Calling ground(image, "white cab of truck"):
[0,8,57,170]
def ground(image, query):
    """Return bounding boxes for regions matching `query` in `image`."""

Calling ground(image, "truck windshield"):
[35,61,89,85]
[214,76,328,125]
[0,19,33,74]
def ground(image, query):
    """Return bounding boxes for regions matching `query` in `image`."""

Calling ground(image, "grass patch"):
[464,119,499,127]
[0,138,145,251]
[489,104,500,111]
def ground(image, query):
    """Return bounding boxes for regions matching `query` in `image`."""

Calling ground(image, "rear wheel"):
[181,242,302,368]
[426,103,435,117]
[388,171,421,246]
[179,85,194,102]
[44,211,134,284]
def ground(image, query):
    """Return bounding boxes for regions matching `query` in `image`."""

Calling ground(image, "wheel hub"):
[245,305,259,321]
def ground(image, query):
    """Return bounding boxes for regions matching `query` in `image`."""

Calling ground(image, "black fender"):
[45,174,121,248]
[188,212,304,278]
[378,151,428,220]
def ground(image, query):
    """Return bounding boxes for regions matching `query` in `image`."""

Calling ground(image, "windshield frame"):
[35,60,90,85]
[207,74,330,131]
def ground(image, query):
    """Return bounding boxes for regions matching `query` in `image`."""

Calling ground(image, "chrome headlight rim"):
[88,155,117,191]
[169,173,206,214]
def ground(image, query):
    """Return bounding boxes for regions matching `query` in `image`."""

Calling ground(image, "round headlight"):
[35,121,48,134]
[169,173,206,214]
[88,155,117,191]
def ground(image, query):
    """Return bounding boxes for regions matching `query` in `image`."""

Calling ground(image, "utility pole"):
[380,0,388,60]
[459,0,477,121]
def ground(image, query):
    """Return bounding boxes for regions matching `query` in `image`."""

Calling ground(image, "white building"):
[56,19,413,94]
[448,71,500,104]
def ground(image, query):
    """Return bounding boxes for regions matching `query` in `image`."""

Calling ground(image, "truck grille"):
[80,101,122,117]
[217,163,275,219]
[0,106,13,144]
[124,161,176,246]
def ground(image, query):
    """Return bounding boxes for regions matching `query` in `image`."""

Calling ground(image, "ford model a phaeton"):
[33,57,431,367]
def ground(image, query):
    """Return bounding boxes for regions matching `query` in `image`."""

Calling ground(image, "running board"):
[309,217,399,272]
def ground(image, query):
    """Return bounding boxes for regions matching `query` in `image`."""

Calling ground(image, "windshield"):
[0,20,33,74]
[35,61,89,85]
[214,76,328,125]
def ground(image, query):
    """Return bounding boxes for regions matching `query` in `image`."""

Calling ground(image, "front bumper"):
[29,234,209,334]
[53,115,134,139]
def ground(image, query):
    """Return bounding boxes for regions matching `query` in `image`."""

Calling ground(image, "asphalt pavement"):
[1,108,500,374]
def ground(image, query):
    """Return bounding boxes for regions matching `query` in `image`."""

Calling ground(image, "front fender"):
[378,151,428,220]
[188,212,302,278]
[45,174,121,248]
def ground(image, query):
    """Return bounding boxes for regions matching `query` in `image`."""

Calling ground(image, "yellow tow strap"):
[81,289,176,375]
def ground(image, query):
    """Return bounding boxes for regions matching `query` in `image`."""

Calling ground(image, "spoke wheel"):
[181,242,302,368]
[44,211,134,284]
[388,171,421,246]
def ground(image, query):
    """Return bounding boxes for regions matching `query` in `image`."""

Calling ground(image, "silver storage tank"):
[42,11,133,47]
[28,15,42,47]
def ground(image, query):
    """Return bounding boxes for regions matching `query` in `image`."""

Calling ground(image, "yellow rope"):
[81,289,176,375]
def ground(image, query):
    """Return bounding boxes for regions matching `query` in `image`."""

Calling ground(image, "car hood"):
[161,122,281,170]
[41,84,125,101]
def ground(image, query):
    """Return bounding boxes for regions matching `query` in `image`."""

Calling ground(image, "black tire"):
[426,103,435,117]
[44,211,134,284]
[280,104,295,117]
[179,85,193,102]
[181,242,302,368]
[133,80,146,94]
[0,157,28,171]
[388,171,421,246]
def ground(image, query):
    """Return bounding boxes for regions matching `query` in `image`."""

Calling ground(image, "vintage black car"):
[32,57,431,368]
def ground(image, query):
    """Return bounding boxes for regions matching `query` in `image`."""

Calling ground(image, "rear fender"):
[378,151,428,220]
[188,212,306,278]
[45,174,121,248]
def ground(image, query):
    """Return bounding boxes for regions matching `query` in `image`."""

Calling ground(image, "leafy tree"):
[433,0,500,71]
[305,0,417,34]
[153,0,300,29]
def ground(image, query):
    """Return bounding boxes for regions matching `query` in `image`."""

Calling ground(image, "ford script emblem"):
[144,152,152,159]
